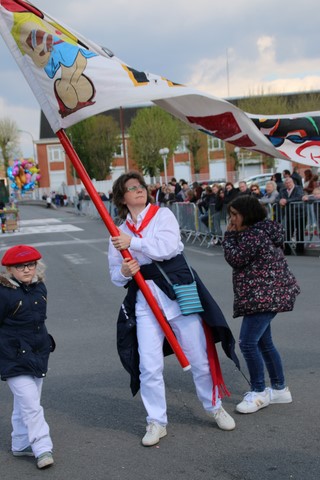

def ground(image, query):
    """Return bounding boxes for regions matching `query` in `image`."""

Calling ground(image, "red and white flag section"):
[1,0,320,166]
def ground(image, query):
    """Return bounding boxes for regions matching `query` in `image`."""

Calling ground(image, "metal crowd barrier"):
[72,197,119,221]
[168,202,198,242]
[207,204,228,246]
[75,198,320,254]
[270,200,320,253]
[167,200,319,253]
[167,202,228,247]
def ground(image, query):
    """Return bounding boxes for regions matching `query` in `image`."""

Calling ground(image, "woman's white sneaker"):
[236,391,270,414]
[209,407,236,430]
[142,422,167,446]
[266,386,293,404]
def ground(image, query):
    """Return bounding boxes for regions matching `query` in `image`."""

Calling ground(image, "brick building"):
[35,92,315,194]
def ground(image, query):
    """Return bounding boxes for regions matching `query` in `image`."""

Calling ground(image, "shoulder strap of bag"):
[155,254,195,285]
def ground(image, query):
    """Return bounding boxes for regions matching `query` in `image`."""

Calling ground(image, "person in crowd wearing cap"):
[0,245,55,470]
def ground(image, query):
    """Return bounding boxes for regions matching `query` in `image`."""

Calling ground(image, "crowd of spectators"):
[147,171,319,209]
[146,169,320,254]
[42,192,69,208]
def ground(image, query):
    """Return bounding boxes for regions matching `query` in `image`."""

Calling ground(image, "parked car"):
[190,179,226,188]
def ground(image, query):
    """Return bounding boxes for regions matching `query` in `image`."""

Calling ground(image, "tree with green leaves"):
[0,117,20,176]
[229,150,240,172]
[66,115,120,180]
[186,130,205,174]
[290,92,320,113]
[128,106,181,178]
[237,92,289,115]
[237,91,320,116]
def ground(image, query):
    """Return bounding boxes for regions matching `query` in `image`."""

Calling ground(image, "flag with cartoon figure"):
[1,0,320,165]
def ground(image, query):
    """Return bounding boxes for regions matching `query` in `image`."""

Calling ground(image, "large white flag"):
[1,0,320,166]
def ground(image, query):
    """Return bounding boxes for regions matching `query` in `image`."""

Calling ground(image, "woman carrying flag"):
[108,171,239,446]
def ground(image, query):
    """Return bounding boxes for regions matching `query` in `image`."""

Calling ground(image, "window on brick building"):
[48,145,65,162]
[174,135,189,153]
[113,142,124,157]
[208,136,224,151]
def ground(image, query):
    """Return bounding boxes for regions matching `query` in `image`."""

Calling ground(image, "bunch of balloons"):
[7,159,41,191]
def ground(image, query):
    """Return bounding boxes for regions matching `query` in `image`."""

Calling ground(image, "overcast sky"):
[1,0,320,157]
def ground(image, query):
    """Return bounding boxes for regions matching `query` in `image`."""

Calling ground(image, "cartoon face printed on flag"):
[20,23,55,68]
[10,11,97,117]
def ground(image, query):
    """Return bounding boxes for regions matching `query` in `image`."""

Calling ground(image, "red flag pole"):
[57,129,191,371]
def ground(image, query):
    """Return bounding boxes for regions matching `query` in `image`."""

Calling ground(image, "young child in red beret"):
[0,245,55,469]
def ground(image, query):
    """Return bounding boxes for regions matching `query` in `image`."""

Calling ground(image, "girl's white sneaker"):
[266,386,293,404]
[236,391,270,414]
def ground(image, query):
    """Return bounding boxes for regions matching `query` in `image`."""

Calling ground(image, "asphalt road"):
[0,204,319,480]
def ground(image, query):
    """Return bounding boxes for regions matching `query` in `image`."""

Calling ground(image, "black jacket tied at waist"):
[116,254,239,396]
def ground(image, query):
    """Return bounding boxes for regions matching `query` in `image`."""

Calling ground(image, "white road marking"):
[19,219,62,226]
[63,253,91,265]
[0,238,107,253]
[19,224,83,234]
[0,218,109,264]
[4,224,83,236]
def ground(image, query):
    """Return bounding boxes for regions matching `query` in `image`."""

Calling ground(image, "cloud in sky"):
[1,0,320,156]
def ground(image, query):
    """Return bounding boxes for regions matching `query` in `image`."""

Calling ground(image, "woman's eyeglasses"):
[126,184,146,192]
[12,261,37,271]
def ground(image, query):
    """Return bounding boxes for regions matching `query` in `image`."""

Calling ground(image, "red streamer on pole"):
[57,129,191,371]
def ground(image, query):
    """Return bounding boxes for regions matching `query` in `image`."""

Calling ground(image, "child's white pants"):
[7,375,53,457]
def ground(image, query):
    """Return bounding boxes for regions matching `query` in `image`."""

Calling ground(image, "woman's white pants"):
[137,310,221,425]
[7,375,53,457]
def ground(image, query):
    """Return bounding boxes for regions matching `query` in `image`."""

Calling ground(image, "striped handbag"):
[155,258,204,316]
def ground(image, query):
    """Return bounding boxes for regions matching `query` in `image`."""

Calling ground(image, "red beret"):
[1,245,42,266]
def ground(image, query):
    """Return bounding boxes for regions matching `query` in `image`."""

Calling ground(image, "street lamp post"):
[234,146,245,180]
[159,147,169,184]
[18,129,37,163]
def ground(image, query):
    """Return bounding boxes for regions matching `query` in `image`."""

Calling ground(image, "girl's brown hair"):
[227,194,267,226]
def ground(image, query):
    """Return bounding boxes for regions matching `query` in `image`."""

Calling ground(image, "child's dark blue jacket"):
[0,274,55,381]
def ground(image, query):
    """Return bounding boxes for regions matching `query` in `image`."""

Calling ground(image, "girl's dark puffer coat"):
[223,219,300,318]
[0,274,55,381]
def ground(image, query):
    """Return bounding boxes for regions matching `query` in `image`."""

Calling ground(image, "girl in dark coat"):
[0,245,55,469]
[222,196,300,414]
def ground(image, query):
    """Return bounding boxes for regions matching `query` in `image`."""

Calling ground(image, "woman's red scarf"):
[202,321,230,404]
[125,205,160,237]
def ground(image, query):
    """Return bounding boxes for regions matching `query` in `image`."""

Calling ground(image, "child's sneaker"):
[236,391,270,414]
[12,446,34,457]
[37,452,54,469]
[266,386,293,404]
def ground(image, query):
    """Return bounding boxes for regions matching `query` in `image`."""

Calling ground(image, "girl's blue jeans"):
[239,312,285,392]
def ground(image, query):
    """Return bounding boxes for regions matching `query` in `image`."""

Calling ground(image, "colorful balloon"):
[8,158,41,191]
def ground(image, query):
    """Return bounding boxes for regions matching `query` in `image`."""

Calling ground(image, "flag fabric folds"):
[1,0,320,166]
